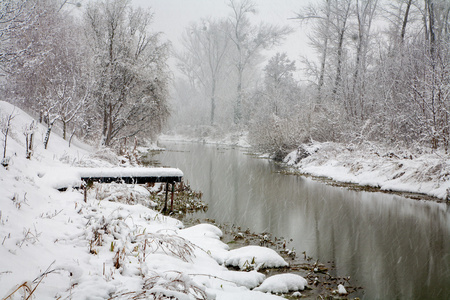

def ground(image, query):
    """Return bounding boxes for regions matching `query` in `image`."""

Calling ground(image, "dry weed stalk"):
[16,226,41,248]
[2,281,33,300]
[113,247,126,269]
[11,193,29,210]
[138,232,196,263]
[2,261,55,300]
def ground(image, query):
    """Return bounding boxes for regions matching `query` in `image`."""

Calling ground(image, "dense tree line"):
[0,0,170,148]
[175,0,450,155]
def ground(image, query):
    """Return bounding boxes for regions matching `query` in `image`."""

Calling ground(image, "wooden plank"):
[80,175,182,184]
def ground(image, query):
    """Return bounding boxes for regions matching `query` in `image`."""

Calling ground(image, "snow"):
[284,141,450,200]
[0,101,295,299]
[224,245,288,270]
[38,167,183,190]
[254,274,308,293]
[338,284,348,295]
[159,131,251,148]
[77,166,184,178]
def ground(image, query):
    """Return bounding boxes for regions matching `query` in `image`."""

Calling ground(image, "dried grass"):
[110,271,210,300]
[2,261,55,300]
[136,232,196,263]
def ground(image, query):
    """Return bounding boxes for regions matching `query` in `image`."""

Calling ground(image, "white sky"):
[133,0,316,79]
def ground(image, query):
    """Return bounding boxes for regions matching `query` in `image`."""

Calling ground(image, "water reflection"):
[154,142,450,299]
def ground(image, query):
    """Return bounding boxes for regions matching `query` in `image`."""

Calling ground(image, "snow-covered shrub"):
[89,182,156,207]
[283,145,311,165]
[249,114,309,160]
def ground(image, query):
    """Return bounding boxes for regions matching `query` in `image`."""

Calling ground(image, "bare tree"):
[1,108,15,166]
[23,120,36,159]
[348,0,378,121]
[295,0,332,102]
[329,0,352,101]
[178,18,231,126]
[227,0,292,124]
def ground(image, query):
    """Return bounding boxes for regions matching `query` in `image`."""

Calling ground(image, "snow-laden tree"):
[248,52,306,158]
[263,52,297,118]
[0,0,35,72]
[6,0,89,148]
[347,0,378,121]
[84,0,170,146]
[295,0,332,103]
[369,0,450,149]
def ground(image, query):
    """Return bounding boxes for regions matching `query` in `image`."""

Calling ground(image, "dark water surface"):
[152,141,450,299]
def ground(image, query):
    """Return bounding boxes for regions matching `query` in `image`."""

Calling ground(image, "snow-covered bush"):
[89,183,156,207]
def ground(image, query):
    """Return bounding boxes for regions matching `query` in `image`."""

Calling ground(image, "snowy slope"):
[0,102,305,299]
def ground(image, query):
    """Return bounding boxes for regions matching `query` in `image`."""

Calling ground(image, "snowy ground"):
[0,101,308,299]
[284,141,450,201]
[159,132,251,148]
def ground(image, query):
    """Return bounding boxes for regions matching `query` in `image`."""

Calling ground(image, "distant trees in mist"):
[1,0,449,154]
[176,0,292,129]
[175,0,450,154]
[1,0,170,149]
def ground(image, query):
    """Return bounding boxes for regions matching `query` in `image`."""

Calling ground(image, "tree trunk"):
[317,0,331,103]
[400,0,412,43]
[105,102,113,146]
[332,28,345,100]
[44,121,55,150]
[102,104,108,144]
[234,68,243,124]
[210,80,216,125]
[62,120,67,140]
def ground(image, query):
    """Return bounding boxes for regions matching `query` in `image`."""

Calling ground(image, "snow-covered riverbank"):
[284,142,450,201]
[160,132,450,202]
[0,102,312,299]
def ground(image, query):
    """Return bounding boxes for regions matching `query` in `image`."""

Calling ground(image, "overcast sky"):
[133,0,315,79]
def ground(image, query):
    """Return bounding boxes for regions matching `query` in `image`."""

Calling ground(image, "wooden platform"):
[79,167,183,184]
[80,175,182,184]
[76,167,183,212]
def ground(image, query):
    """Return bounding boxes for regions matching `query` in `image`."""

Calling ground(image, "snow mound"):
[220,270,266,289]
[225,246,288,270]
[338,284,347,295]
[254,273,308,293]
[178,224,229,264]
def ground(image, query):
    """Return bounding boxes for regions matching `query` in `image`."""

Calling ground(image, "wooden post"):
[163,182,169,213]
[170,182,175,212]
[83,181,87,203]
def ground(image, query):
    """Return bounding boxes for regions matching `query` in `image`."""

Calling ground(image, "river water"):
[151,141,450,299]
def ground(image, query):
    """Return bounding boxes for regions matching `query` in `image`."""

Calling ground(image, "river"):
[150,141,450,299]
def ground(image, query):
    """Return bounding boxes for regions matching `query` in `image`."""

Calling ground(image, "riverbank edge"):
[158,135,450,203]
[282,142,450,203]
[198,219,363,299]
